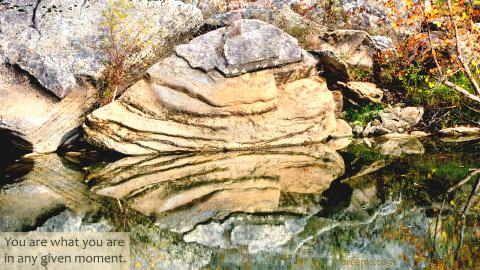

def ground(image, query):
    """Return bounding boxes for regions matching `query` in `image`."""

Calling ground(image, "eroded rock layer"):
[83,20,351,155]
[0,64,98,153]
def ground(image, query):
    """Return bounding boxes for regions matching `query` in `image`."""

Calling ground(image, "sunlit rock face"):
[0,0,203,153]
[0,0,203,99]
[0,154,101,231]
[0,64,98,153]
[176,20,303,77]
[87,145,345,232]
[84,20,352,155]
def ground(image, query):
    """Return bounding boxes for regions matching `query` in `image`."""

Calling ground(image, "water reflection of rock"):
[0,154,100,231]
[359,137,425,156]
[88,145,345,232]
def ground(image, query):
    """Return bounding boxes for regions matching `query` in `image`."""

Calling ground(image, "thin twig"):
[462,176,480,218]
[447,169,480,193]
[442,80,480,103]
[446,0,480,95]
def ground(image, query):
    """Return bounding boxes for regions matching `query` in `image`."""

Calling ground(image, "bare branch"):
[447,169,480,193]
[442,80,480,103]
[446,0,480,96]
[462,175,480,218]
[428,8,480,104]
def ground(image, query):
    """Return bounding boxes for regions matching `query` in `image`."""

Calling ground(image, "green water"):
[0,138,479,269]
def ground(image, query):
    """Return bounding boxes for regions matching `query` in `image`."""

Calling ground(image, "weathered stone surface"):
[313,30,379,69]
[339,81,384,104]
[87,145,345,232]
[311,30,395,85]
[360,106,424,137]
[0,0,203,98]
[184,216,306,253]
[0,64,98,153]
[330,0,409,35]
[176,19,302,77]
[84,31,351,155]
[0,154,100,231]
[204,6,326,47]
[36,210,112,232]
[380,106,424,133]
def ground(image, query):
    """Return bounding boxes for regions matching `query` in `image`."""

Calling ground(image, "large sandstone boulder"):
[83,20,352,155]
[0,0,203,99]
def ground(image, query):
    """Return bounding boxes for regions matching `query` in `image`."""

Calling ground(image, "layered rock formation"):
[0,64,98,152]
[0,0,203,153]
[84,20,352,155]
[87,144,345,232]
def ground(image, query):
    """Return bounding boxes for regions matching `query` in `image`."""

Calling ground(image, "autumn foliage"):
[385,0,480,104]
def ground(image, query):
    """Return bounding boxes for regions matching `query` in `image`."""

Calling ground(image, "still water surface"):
[0,138,479,269]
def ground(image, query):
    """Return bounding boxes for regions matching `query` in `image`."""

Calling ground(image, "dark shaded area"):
[320,180,353,217]
[0,130,32,180]
[310,50,350,88]
[57,133,126,169]
[0,158,34,187]
[196,22,224,36]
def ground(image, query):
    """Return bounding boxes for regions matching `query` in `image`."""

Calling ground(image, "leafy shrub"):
[344,103,385,127]
[99,0,155,106]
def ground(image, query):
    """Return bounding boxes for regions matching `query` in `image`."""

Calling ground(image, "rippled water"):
[1,138,479,269]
